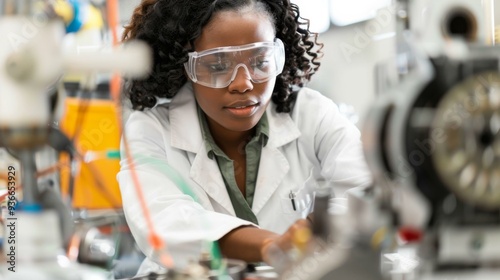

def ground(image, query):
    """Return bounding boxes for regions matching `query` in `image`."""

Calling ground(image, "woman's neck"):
[207,119,254,155]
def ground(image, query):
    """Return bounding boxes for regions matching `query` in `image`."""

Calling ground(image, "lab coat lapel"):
[190,145,235,215]
[169,83,202,154]
[169,83,235,215]
[252,107,301,214]
[252,145,289,214]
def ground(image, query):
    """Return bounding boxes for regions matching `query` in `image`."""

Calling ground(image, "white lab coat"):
[117,83,372,270]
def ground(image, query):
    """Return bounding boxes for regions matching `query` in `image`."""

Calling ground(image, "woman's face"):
[191,10,276,135]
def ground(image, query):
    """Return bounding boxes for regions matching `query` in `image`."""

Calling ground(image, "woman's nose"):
[228,64,253,93]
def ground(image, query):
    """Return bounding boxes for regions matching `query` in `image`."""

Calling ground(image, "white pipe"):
[482,0,495,45]
[63,41,152,79]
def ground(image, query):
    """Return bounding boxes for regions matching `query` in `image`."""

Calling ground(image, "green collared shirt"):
[197,105,269,225]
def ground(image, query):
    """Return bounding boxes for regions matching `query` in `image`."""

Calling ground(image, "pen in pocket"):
[289,190,296,211]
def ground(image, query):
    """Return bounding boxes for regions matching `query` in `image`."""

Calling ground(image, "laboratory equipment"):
[59,82,123,210]
[283,0,500,279]
[0,0,150,278]
[125,259,247,280]
[364,0,500,279]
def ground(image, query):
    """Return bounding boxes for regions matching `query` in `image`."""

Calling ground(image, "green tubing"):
[131,154,224,267]
[106,150,121,159]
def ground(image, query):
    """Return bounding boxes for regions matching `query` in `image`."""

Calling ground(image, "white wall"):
[307,7,396,125]
[119,0,141,24]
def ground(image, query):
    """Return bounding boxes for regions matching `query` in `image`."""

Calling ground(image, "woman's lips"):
[224,103,259,117]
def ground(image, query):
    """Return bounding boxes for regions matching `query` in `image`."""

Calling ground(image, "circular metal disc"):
[432,71,500,208]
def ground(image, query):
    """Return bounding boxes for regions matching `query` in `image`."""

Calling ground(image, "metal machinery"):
[0,0,151,279]
[367,0,500,278]
[0,1,247,279]
[283,0,500,279]
[360,0,495,280]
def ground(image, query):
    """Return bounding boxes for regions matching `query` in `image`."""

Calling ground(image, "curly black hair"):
[122,0,323,113]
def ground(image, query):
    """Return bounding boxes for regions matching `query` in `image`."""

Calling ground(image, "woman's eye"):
[254,60,270,69]
[204,60,231,72]
[210,64,226,72]
[251,54,272,69]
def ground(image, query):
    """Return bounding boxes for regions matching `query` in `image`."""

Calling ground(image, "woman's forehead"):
[194,10,275,51]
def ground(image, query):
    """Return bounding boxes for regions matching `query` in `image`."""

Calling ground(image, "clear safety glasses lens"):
[184,38,285,88]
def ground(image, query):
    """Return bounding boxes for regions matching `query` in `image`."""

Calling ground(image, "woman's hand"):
[260,219,312,269]
[218,219,312,267]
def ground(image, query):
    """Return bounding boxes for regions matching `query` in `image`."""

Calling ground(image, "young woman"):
[118,0,372,271]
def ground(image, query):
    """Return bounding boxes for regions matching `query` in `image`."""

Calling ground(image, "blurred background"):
[1,1,500,279]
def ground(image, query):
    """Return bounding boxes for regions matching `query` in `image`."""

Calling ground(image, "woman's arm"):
[119,110,257,268]
[218,226,278,262]
[219,219,311,263]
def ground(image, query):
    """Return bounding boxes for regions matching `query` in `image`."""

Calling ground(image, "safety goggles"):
[184,38,285,88]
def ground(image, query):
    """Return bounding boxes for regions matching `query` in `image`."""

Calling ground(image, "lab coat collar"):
[169,83,301,215]
[169,83,204,153]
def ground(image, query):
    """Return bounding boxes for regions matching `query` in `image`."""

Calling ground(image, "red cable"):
[106,0,174,268]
